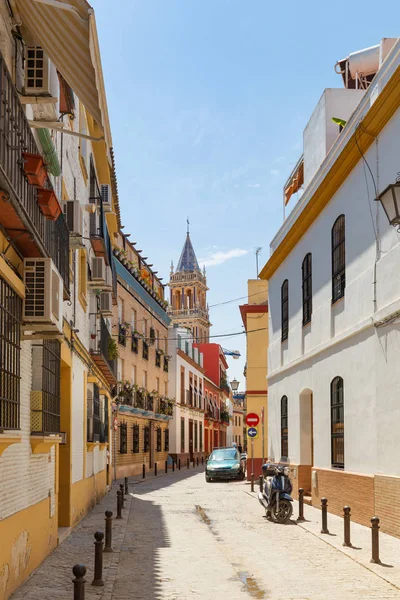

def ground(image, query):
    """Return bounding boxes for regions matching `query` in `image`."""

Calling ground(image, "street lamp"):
[230,378,240,392]
[375,176,400,230]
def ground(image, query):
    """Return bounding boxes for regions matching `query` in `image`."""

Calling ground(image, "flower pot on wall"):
[22,152,48,187]
[36,188,62,220]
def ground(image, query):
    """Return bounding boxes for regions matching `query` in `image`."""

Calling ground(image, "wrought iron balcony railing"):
[0,51,69,291]
[89,314,117,385]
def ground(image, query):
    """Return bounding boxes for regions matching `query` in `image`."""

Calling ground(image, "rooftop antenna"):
[255,247,262,278]
[187,217,190,235]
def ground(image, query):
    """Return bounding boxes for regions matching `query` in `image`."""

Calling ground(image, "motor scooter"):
[258,463,293,524]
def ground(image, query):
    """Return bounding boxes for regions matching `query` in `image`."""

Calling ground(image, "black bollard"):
[155,462,157,476]
[178,458,181,470]
[124,477,128,495]
[321,498,329,534]
[91,531,104,587]
[343,506,352,547]
[142,463,145,479]
[259,475,263,493]
[250,473,254,492]
[297,488,305,522]
[197,457,199,467]
[72,564,86,600]
[193,458,195,468]
[187,458,190,469]
[119,484,125,509]
[172,461,175,472]
[116,489,122,519]
[104,510,113,553]
[371,517,381,564]
[165,460,168,474]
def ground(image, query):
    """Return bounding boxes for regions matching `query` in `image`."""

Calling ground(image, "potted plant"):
[36,187,62,220]
[22,151,47,187]
[108,337,119,360]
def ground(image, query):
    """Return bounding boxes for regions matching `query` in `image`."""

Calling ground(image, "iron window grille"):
[132,424,140,453]
[155,352,161,368]
[163,357,169,373]
[164,428,169,452]
[281,280,289,341]
[118,323,127,346]
[131,335,138,354]
[100,398,108,443]
[180,417,185,453]
[143,425,150,452]
[302,253,312,325]
[31,340,61,435]
[142,341,149,361]
[120,422,127,454]
[280,396,288,460]
[331,376,344,469]
[156,427,162,452]
[332,215,346,303]
[0,277,22,430]
[93,383,101,442]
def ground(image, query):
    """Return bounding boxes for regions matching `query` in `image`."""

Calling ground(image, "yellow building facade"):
[240,280,268,478]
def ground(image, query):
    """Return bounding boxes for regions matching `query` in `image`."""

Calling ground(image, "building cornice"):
[260,51,400,280]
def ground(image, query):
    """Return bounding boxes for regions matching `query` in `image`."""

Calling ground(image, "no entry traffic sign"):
[246,412,260,427]
[247,427,258,439]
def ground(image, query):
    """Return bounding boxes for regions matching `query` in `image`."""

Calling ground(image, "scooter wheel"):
[272,499,293,524]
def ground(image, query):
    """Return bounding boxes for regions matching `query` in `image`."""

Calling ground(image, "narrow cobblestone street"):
[11,467,400,600]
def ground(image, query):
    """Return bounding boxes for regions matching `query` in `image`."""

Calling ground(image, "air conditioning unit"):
[99,292,113,316]
[23,258,63,333]
[63,200,84,248]
[100,184,112,212]
[24,46,59,120]
[89,257,106,287]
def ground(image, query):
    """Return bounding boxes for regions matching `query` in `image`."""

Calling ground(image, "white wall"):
[268,103,400,477]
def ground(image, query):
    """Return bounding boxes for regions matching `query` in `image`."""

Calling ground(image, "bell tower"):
[168,224,211,342]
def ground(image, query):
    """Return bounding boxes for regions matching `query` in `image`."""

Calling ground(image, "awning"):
[13,0,111,145]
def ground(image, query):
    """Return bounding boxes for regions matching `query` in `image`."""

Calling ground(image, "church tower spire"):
[168,225,211,342]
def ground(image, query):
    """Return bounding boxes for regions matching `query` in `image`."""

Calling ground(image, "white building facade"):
[263,38,400,536]
[168,327,205,463]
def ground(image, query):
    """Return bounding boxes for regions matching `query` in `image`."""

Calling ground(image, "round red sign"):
[246,412,260,427]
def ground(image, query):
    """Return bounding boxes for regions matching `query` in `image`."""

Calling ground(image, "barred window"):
[132,424,140,453]
[131,336,138,354]
[143,425,150,453]
[31,340,61,434]
[281,396,288,460]
[164,356,169,373]
[156,427,162,452]
[164,428,169,451]
[93,383,101,442]
[101,398,109,443]
[302,253,312,325]
[331,377,344,469]
[0,277,22,430]
[281,280,289,341]
[332,215,345,303]
[142,341,149,360]
[119,422,127,454]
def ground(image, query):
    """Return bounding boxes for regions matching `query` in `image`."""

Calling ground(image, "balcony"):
[89,314,117,385]
[220,410,230,425]
[168,307,209,320]
[0,51,69,292]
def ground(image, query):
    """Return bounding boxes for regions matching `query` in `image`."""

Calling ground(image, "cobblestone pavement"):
[11,467,400,600]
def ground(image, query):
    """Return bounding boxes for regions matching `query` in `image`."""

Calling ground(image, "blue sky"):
[92,0,397,386]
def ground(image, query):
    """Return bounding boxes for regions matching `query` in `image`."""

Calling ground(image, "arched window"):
[281,280,289,341]
[331,377,344,468]
[302,253,312,325]
[281,396,288,460]
[332,215,345,302]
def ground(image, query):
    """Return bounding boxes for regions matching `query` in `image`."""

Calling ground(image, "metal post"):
[172,461,175,472]
[321,498,329,534]
[251,473,254,493]
[202,456,204,465]
[124,477,128,495]
[251,440,254,480]
[119,484,125,508]
[371,517,381,564]
[197,457,199,467]
[104,511,113,553]
[187,458,189,469]
[343,506,352,547]
[142,463,145,479]
[178,458,181,470]
[72,564,86,600]
[165,460,168,474]
[259,475,263,493]
[116,489,122,519]
[91,531,104,587]
[297,488,305,522]
[154,462,157,476]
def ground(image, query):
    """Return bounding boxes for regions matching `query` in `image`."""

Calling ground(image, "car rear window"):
[210,449,238,460]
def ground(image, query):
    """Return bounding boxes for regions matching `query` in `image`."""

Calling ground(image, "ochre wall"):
[70,470,107,527]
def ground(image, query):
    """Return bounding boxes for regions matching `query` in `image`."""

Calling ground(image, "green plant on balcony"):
[118,380,134,405]
[136,387,147,409]
[220,374,230,394]
[220,409,230,424]
[108,337,119,361]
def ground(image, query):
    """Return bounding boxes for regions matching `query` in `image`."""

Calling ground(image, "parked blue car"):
[205,448,245,482]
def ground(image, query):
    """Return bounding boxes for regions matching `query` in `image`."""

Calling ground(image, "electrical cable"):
[113,326,268,344]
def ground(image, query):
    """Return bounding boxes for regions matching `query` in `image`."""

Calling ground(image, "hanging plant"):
[108,337,119,360]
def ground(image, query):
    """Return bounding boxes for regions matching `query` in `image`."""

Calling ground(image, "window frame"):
[302,253,312,325]
[331,376,344,469]
[332,215,346,303]
[164,428,169,452]
[119,422,127,454]
[280,395,288,460]
[281,280,289,341]
[132,423,140,453]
